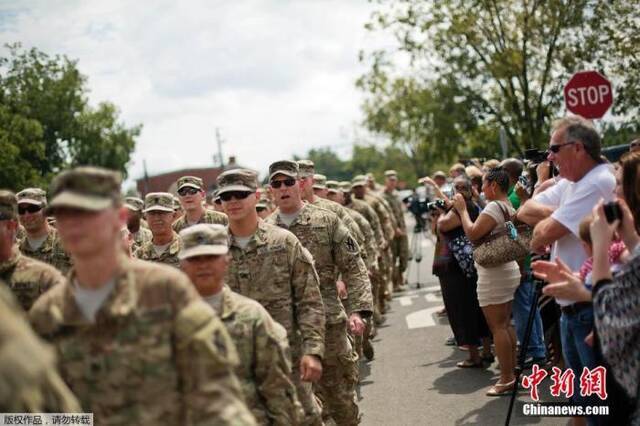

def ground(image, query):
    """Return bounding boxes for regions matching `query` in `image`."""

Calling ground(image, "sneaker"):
[445,336,456,346]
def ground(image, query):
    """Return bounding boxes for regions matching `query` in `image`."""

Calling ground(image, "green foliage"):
[359,0,640,165]
[0,43,140,189]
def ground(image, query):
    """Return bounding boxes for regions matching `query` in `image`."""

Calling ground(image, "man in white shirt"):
[517,116,615,423]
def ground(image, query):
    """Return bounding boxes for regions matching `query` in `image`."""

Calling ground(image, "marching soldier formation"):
[0,161,409,425]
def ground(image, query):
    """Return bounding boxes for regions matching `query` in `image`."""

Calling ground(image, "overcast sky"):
[1,0,396,186]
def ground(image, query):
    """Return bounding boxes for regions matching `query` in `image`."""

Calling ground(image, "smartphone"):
[603,201,622,224]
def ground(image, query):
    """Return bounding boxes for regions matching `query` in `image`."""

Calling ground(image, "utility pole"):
[215,128,225,168]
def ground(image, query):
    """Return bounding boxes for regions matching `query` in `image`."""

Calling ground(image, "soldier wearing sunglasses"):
[0,190,65,311]
[16,188,72,273]
[265,160,373,426]
[173,175,228,233]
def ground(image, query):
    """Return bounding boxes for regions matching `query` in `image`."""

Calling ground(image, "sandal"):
[456,359,483,368]
[486,380,515,397]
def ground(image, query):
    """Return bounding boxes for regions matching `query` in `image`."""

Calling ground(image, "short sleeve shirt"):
[533,165,616,305]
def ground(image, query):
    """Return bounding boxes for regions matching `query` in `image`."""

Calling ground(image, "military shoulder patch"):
[345,236,358,254]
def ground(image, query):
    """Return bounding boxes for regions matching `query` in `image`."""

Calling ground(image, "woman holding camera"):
[452,168,521,396]
[436,176,492,368]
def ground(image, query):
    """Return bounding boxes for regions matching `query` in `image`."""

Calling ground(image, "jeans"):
[560,306,599,421]
[512,273,546,359]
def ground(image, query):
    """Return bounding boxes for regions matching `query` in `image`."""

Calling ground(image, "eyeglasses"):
[270,178,296,189]
[18,204,43,215]
[548,141,577,154]
[177,187,200,196]
[454,185,467,191]
[219,191,252,202]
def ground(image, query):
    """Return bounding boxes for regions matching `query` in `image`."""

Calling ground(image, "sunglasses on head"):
[18,204,43,215]
[219,191,252,202]
[270,178,296,189]
[178,187,200,196]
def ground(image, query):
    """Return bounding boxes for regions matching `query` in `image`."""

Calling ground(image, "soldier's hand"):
[336,280,348,299]
[348,313,366,336]
[300,355,323,382]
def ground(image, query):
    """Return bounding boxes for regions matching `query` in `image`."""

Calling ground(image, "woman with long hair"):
[452,168,522,396]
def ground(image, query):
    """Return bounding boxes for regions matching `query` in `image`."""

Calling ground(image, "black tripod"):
[406,224,425,288]
[505,277,544,425]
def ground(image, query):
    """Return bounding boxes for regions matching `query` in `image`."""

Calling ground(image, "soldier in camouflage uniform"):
[173,176,228,232]
[382,170,409,291]
[180,224,304,425]
[352,175,395,313]
[266,161,373,426]
[16,188,72,273]
[296,161,364,246]
[134,193,183,268]
[326,180,378,360]
[0,284,80,413]
[124,196,152,251]
[28,166,254,426]
[0,191,65,311]
[217,169,326,426]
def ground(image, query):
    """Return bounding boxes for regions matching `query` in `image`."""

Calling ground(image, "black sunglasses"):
[177,187,200,196]
[256,206,267,212]
[219,191,252,202]
[631,142,640,148]
[548,141,577,154]
[270,178,296,189]
[18,204,43,215]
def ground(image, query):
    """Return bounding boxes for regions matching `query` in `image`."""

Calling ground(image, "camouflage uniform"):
[266,172,373,426]
[15,188,72,273]
[125,197,153,251]
[173,176,228,232]
[1,248,65,311]
[382,170,410,290]
[216,170,325,425]
[179,222,304,425]
[30,257,254,426]
[134,193,184,268]
[28,167,254,426]
[0,283,80,413]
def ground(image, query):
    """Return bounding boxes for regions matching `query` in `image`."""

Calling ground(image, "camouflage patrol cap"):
[48,167,122,213]
[326,180,340,194]
[256,195,269,209]
[0,190,17,221]
[216,169,258,195]
[16,188,47,206]
[269,160,299,181]
[313,174,327,190]
[172,194,182,211]
[144,192,175,213]
[366,172,376,181]
[339,181,352,192]
[179,223,229,259]
[384,170,398,178]
[124,196,144,212]
[297,160,315,178]
[177,176,204,191]
[352,175,367,187]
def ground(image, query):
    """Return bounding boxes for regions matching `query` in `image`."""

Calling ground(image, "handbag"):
[472,202,529,268]
[447,234,476,278]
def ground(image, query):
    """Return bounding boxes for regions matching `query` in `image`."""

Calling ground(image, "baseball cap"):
[16,188,47,206]
[47,167,122,213]
[144,192,175,213]
[179,223,229,260]
[268,160,299,181]
[216,169,258,195]
[177,176,204,191]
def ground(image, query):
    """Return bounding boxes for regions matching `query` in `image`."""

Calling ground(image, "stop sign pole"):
[563,70,614,119]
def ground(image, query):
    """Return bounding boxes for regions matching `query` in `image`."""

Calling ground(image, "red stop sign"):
[564,71,613,119]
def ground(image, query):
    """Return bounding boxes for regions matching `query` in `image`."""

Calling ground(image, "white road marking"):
[406,307,442,329]
[398,296,417,306]
[424,293,442,303]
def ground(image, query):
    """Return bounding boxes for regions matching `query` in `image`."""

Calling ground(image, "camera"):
[426,199,447,212]
[524,149,548,164]
[603,201,622,223]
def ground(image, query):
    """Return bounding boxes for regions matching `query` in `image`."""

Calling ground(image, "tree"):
[0,43,140,189]
[360,0,640,156]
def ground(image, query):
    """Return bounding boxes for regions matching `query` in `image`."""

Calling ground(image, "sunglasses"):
[270,178,296,189]
[256,206,267,212]
[219,191,252,202]
[631,142,640,148]
[177,187,200,196]
[548,141,577,154]
[18,204,43,215]
[454,185,467,191]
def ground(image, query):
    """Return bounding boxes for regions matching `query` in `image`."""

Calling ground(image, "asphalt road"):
[357,225,566,426]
